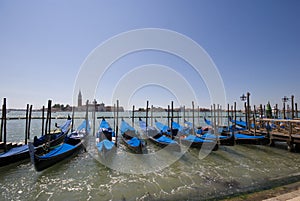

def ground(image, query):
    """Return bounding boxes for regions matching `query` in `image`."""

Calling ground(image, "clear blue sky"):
[0,0,299,110]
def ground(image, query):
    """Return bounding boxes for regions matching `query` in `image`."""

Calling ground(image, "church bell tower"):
[78,90,82,107]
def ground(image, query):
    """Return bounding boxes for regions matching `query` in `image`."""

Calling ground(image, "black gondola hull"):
[29,139,83,172]
[235,137,269,145]
[0,150,29,167]
[120,133,146,154]
[148,137,181,152]
[177,138,219,151]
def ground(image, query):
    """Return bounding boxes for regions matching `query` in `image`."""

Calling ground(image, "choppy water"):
[1,111,300,201]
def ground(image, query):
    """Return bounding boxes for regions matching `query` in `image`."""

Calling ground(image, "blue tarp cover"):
[172,121,182,130]
[234,120,247,127]
[201,133,228,139]
[70,120,91,138]
[229,125,245,131]
[76,120,91,133]
[36,119,72,145]
[127,137,140,147]
[139,119,158,136]
[204,118,211,126]
[235,133,265,139]
[172,121,183,131]
[155,121,169,133]
[0,145,29,157]
[99,119,111,130]
[184,135,213,143]
[97,139,115,152]
[98,119,115,137]
[156,135,176,144]
[231,119,255,129]
[39,143,75,159]
[60,120,72,134]
[120,120,135,133]
[172,121,191,135]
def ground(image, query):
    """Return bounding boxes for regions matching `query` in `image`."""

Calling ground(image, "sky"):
[0,0,299,110]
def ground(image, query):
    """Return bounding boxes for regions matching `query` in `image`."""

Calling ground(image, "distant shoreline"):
[0,108,243,112]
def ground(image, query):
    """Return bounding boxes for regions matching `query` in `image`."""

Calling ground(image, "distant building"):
[99,103,106,112]
[76,93,124,112]
[78,90,82,107]
[105,105,124,112]
[151,106,165,112]
[92,99,106,112]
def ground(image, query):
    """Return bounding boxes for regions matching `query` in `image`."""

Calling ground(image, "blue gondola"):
[29,137,84,172]
[69,119,91,140]
[228,117,255,129]
[139,118,180,152]
[0,118,72,167]
[96,118,117,158]
[170,121,218,150]
[205,117,268,145]
[28,119,88,171]
[120,119,146,154]
[185,119,234,146]
[154,120,179,138]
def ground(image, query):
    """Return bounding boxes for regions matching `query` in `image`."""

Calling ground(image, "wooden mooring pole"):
[283,101,286,119]
[42,106,45,136]
[171,101,174,138]
[197,106,200,126]
[296,103,298,118]
[253,105,257,135]
[234,102,237,129]
[48,100,52,134]
[28,105,33,142]
[213,104,216,131]
[291,95,295,119]
[227,104,230,131]
[288,121,293,152]
[192,101,195,135]
[2,98,7,151]
[71,105,75,132]
[93,100,96,136]
[217,104,220,126]
[167,105,170,128]
[132,105,135,128]
[0,108,2,143]
[25,104,29,145]
[183,106,185,123]
[275,104,278,119]
[113,103,116,134]
[145,101,149,131]
[115,100,119,147]
[259,104,263,118]
[244,102,248,130]
[230,105,233,127]
[247,92,251,130]
[0,99,3,142]
[85,100,89,132]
